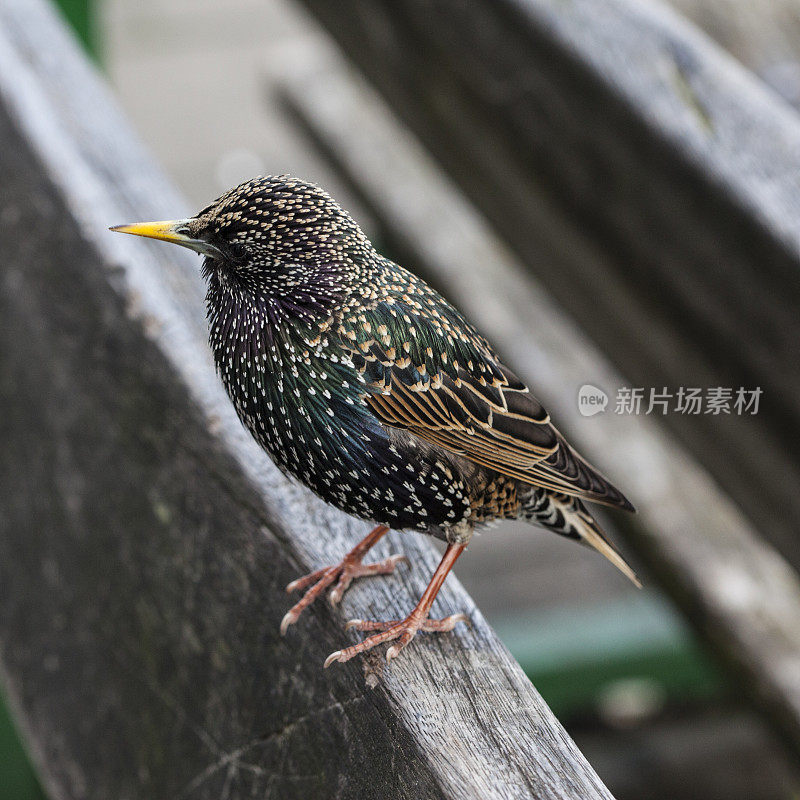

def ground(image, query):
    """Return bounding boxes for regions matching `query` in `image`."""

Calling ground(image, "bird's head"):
[111,175,371,318]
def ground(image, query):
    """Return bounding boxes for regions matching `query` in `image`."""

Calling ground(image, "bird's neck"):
[207,259,344,329]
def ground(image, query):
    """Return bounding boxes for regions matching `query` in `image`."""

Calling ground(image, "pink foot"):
[280,525,409,635]
[324,612,469,667]
[323,541,469,667]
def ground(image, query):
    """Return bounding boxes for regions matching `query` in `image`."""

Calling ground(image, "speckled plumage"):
[113,175,638,664]
[194,176,633,541]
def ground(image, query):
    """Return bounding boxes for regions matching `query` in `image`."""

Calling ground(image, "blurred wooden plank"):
[666,0,800,108]
[0,0,619,798]
[278,54,800,758]
[576,708,800,800]
[296,0,800,582]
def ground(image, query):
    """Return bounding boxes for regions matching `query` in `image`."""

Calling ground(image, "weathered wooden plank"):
[0,0,616,798]
[277,54,800,758]
[296,0,800,578]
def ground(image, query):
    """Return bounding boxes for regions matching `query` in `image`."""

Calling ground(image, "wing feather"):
[337,287,634,511]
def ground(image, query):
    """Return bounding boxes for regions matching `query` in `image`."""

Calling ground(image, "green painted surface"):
[496,591,722,717]
[51,0,96,58]
[0,689,46,800]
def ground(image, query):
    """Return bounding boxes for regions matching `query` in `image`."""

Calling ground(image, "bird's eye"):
[226,240,247,261]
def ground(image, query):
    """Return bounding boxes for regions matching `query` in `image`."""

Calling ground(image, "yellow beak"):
[109,219,223,258]
[110,219,191,243]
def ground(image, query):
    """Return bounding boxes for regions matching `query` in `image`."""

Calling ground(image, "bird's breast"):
[209,314,473,532]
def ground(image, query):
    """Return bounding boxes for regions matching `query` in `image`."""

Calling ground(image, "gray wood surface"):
[296,0,800,584]
[0,0,616,797]
[276,53,800,759]
[666,0,800,108]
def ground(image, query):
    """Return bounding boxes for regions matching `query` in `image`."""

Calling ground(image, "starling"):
[111,176,638,667]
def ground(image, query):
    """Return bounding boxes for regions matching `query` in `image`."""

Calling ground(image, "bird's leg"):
[280,524,408,634]
[324,542,468,667]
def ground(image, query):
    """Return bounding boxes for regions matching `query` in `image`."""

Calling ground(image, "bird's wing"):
[337,291,633,511]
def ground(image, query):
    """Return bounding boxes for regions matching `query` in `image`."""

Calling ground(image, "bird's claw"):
[323,650,343,669]
[281,550,409,635]
[285,566,330,595]
[324,612,469,667]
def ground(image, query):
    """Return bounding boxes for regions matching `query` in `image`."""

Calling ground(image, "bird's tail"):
[571,504,641,588]
[523,490,641,587]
